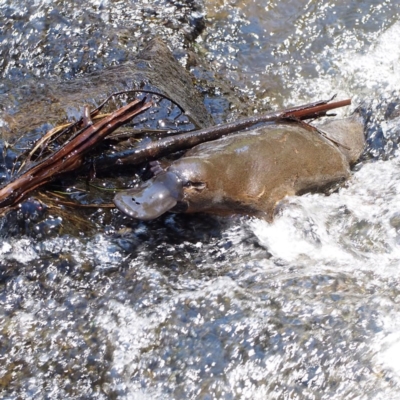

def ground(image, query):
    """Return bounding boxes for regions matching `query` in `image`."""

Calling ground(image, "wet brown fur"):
[168,116,364,220]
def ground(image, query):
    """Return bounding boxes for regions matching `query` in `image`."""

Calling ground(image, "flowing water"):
[1,0,400,399]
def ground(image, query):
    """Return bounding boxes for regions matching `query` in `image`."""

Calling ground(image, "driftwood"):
[95,97,351,168]
[0,98,152,210]
[0,95,350,211]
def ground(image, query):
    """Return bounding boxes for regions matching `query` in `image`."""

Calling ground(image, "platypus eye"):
[184,181,206,190]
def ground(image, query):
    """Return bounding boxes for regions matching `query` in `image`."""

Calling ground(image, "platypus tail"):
[316,110,366,165]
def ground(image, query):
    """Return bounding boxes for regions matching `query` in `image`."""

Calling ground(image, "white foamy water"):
[246,18,400,392]
[283,20,400,110]
[250,158,400,271]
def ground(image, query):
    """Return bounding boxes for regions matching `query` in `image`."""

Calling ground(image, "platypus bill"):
[114,116,365,221]
[114,171,184,220]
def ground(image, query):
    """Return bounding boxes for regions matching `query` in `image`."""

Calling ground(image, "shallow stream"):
[1,0,400,398]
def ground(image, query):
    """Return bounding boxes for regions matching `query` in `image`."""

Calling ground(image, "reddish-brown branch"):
[0,98,152,209]
[96,97,352,168]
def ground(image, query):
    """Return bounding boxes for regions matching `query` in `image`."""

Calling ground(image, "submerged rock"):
[114,114,365,220]
[0,37,212,140]
[0,38,213,191]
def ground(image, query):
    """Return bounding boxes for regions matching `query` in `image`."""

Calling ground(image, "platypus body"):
[114,115,365,220]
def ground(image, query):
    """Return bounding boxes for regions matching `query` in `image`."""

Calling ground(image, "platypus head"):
[113,171,184,220]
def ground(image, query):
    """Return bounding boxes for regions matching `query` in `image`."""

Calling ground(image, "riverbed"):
[1,0,400,398]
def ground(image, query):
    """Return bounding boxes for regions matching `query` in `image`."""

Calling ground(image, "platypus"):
[114,115,365,220]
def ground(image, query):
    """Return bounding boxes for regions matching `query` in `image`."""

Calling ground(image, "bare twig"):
[95,98,351,168]
[0,98,152,210]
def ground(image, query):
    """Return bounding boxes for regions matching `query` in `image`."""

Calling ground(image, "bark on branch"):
[0,98,152,209]
[96,98,351,168]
